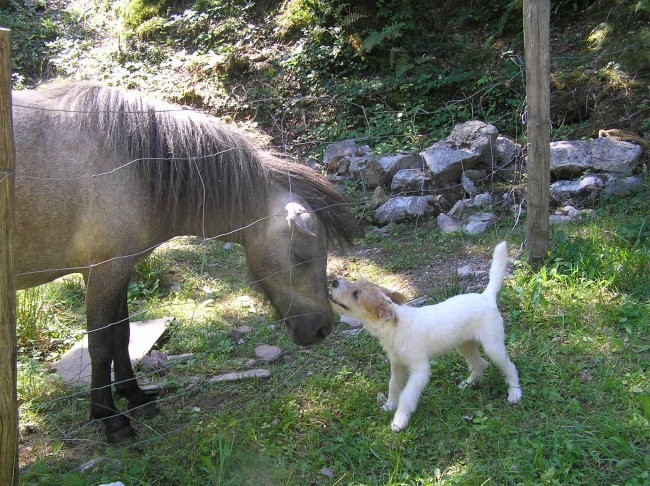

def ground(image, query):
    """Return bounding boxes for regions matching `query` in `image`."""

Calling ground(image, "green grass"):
[15,179,650,485]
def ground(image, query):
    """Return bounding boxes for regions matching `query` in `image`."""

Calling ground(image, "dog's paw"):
[458,380,471,390]
[381,402,397,412]
[390,412,410,432]
[507,387,522,404]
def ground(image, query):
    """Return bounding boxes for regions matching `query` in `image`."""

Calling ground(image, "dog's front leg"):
[391,363,430,432]
[382,361,408,412]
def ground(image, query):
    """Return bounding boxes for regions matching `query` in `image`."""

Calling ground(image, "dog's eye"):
[352,290,359,299]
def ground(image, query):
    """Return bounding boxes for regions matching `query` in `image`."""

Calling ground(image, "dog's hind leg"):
[382,361,408,412]
[457,341,489,389]
[481,340,522,404]
[391,363,431,432]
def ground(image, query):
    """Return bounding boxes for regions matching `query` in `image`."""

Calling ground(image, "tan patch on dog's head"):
[330,279,406,325]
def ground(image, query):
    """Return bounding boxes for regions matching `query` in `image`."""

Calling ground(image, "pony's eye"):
[352,290,359,299]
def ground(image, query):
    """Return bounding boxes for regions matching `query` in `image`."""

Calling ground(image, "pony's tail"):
[483,241,508,302]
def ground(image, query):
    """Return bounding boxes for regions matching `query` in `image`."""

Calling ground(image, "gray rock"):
[370,185,390,209]
[549,214,573,224]
[470,192,493,208]
[254,344,283,362]
[448,199,470,218]
[550,138,643,179]
[590,138,643,174]
[390,168,431,194]
[320,468,335,480]
[230,325,253,340]
[550,174,604,205]
[324,139,358,166]
[495,136,523,173]
[437,213,461,233]
[374,196,439,225]
[601,174,643,196]
[138,350,168,372]
[447,120,500,166]
[208,369,272,383]
[348,156,384,188]
[465,213,496,235]
[457,265,473,278]
[461,172,478,196]
[461,170,486,196]
[377,152,426,182]
[420,141,479,186]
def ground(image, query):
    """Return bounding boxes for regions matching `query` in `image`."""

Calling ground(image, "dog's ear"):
[375,303,396,323]
[387,290,407,305]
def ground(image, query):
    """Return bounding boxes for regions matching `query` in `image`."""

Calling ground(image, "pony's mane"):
[34,82,356,244]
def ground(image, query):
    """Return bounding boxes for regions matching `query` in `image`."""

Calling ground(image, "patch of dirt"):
[328,234,502,303]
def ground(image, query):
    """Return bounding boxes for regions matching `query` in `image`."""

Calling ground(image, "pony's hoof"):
[128,391,159,418]
[131,401,159,418]
[104,416,136,443]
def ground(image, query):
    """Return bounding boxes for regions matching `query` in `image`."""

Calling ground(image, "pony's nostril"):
[331,279,339,288]
[316,326,328,341]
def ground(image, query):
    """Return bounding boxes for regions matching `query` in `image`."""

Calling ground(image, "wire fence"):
[11,89,531,472]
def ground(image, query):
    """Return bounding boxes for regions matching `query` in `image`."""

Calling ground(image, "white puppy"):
[329,241,522,432]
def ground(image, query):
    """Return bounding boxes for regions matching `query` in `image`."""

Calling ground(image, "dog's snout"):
[331,279,339,288]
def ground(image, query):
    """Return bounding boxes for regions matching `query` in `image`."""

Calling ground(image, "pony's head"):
[244,196,340,345]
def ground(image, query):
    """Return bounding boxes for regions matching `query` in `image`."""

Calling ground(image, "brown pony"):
[12,82,355,441]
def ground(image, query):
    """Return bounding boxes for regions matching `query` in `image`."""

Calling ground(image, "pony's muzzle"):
[288,312,332,346]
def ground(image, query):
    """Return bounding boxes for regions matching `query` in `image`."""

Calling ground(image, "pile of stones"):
[322,121,645,233]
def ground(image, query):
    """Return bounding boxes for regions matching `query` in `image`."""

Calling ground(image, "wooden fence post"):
[0,27,18,486]
[523,0,551,268]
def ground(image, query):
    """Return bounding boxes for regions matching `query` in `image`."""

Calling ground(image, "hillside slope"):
[1,0,648,159]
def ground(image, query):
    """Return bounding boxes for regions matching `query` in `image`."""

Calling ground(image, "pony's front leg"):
[112,297,158,419]
[84,262,141,442]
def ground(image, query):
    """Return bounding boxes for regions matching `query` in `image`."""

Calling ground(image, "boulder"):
[324,140,372,175]
[254,344,283,363]
[495,136,523,171]
[374,196,440,225]
[601,174,643,197]
[420,121,499,186]
[437,213,461,233]
[369,185,390,209]
[469,192,493,208]
[377,152,426,181]
[348,156,384,188]
[446,121,499,166]
[448,199,470,217]
[420,141,480,186]
[550,174,604,205]
[550,138,643,179]
[461,169,486,197]
[464,213,497,235]
[391,168,431,194]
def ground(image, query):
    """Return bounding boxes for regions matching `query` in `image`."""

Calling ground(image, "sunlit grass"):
[15,178,650,485]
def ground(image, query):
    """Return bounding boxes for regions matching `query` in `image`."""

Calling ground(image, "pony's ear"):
[285,202,316,238]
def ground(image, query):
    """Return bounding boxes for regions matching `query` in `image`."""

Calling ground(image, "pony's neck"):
[167,187,272,245]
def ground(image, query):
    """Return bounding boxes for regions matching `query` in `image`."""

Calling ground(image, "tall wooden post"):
[523,0,551,267]
[0,27,18,486]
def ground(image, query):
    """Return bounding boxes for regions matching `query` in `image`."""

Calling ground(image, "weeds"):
[14,178,649,485]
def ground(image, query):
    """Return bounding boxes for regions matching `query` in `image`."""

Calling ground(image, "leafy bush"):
[0,4,59,87]
[123,0,169,30]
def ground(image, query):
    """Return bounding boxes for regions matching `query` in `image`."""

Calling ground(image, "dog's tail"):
[483,241,508,302]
